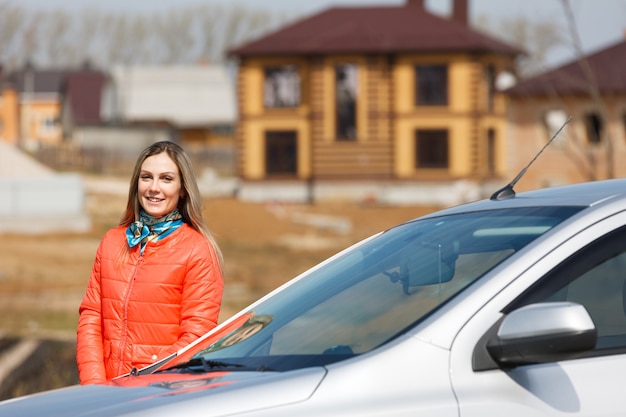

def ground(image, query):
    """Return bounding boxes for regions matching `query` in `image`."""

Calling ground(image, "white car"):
[2,178,626,416]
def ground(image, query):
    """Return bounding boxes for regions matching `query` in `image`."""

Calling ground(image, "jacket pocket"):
[132,344,172,368]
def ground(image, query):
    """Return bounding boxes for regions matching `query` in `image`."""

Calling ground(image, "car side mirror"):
[488,302,596,367]
[473,302,597,371]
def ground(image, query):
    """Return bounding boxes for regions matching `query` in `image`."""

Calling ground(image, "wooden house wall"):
[310,55,394,179]
[235,52,514,183]
[508,93,626,192]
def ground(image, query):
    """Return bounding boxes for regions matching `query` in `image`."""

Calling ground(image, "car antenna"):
[490,115,572,201]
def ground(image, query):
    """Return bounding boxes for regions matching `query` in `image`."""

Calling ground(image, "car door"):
[450,211,626,416]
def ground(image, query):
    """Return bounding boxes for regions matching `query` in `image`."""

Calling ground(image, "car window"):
[509,226,626,354]
[174,206,583,372]
[565,252,626,349]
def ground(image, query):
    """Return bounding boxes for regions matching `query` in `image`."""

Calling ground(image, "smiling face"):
[138,152,183,218]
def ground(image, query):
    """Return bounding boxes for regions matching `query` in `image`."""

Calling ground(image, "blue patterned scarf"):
[126,209,184,254]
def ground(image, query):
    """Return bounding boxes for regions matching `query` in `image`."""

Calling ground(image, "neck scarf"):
[126,209,184,254]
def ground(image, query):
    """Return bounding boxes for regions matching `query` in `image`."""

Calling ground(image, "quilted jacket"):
[76,223,223,384]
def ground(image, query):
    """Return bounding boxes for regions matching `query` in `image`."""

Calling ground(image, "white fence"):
[0,174,90,234]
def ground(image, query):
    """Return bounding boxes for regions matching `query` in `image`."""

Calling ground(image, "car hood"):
[0,367,326,417]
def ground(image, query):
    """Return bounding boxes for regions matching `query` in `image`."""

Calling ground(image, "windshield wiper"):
[163,357,273,373]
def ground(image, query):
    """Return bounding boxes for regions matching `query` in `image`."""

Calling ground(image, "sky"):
[9,0,626,69]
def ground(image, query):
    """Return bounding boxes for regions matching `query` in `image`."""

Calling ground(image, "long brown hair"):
[120,141,223,270]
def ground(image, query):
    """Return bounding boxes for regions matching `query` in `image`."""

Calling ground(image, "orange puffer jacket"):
[76,223,223,385]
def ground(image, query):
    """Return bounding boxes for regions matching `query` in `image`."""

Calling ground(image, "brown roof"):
[5,68,66,94]
[507,39,626,95]
[229,3,521,57]
[63,70,107,124]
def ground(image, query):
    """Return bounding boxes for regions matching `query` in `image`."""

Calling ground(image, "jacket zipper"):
[116,252,144,377]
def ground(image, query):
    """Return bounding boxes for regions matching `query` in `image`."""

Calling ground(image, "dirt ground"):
[0,178,440,338]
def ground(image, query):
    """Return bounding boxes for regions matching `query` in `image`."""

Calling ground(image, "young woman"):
[76,141,224,384]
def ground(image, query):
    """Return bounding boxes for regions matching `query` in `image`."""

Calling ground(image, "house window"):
[486,128,496,175]
[38,114,60,137]
[210,124,234,136]
[264,66,300,108]
[265,130,297,175]
[584,112,603,144]
[415,129,449,169]
[415,65,448,106]
[485,65,496,111]
[335,64,358,141]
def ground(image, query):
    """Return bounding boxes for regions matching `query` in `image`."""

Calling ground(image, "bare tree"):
[0,3,27,69]
[0,2,294,71]
[154,9,196,64]
[474,14,567,77]
[488,0,619,182]
[559,0,614,180]
[474,1,622,182]
[74,10,112,66]
[41,10,75,66]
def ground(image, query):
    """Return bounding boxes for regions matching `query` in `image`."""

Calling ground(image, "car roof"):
[424,178,626,218]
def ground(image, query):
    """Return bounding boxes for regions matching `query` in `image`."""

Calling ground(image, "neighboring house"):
[0,64,65,149]
[100,65,237,151]
[505,38,626,192]
[0,63,236,175]
[228,0,522,205]
[0,63,105,149]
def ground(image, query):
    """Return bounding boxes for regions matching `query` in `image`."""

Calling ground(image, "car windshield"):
[164,206,583,373]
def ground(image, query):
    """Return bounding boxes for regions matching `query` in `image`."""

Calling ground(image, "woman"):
[76,141,224,385]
